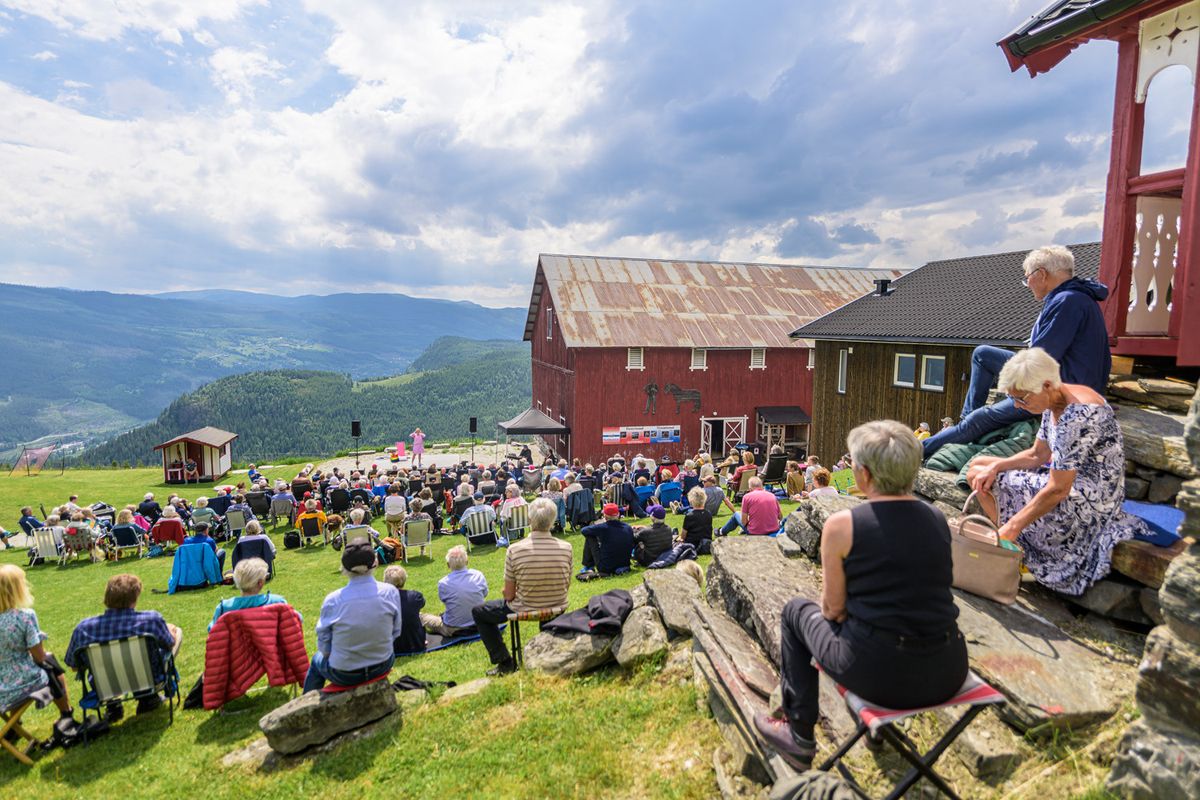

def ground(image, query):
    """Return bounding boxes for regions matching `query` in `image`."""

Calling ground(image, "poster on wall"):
[603,425,681,445]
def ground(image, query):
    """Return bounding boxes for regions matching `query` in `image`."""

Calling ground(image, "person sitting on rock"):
[579,503,635,577]
[632,505,674,567]
[755,420,967,771]
[719,477,781,536]
[966,348,1149,596]
[471,498,572,676]
[421,545,488,638]
[303,535,401,692]
[382,565,426,655]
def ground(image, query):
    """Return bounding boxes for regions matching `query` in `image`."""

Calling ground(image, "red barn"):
[523,254,903,465]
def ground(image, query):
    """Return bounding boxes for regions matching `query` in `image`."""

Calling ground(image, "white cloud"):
[62,79,89,88]
[208,46,284,104]
[31,49,57,60]
[156,27,183,46]
[192,29,218,48]
[3,0,263,41]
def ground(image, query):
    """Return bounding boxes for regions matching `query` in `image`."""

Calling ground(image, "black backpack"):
[283,531,302,549]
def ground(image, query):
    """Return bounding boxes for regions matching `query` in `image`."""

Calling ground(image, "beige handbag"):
[950,491,1022,605]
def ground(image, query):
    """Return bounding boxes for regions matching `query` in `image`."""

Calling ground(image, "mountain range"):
[0,283,526,459]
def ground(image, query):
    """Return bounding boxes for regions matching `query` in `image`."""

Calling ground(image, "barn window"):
[921,355,946,392]
[893,353,916,388]
[837,349,848,394]
[749,348,766,370]
[627,347,644,370]
[690,348,707,370]
[806,348,815,370]
[546,307,554,340]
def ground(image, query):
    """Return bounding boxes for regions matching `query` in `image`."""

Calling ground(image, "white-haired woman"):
[209,558,290,631]
[755,420,966,771]
[967,348,1147,596]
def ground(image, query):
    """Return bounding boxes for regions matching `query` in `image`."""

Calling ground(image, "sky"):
[0,1,1193,307]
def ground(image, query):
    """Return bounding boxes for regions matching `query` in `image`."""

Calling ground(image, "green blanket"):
[924,419,1039,490]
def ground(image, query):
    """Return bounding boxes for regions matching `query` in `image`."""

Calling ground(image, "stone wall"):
[1108,384,1200,800]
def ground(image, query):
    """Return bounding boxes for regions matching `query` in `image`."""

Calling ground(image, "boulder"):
[1108,720,1200,800]
[782,511,820,558]
[1135,627,1200,737]
[1115,404,1198,479]
[954,589,1121,732]
[395,688,430,713]
[1111,380,1193,414]
[767,771,859,800]
[796,495,862,533]
[712,745,769,800]
[1149,474,1184,504]
[1111,538,1187,590]
[775,535,805,559]
[1137,377,1197,397]
[913,468,970,507]
[258,679,396,755]
[523,631,615,676]
[628,582,650,609]
[613,606,670,667]
[645,569,703,635]
[1125,476,1150,500]
[692,599,778,699]
[1160,541,1200,646]
[439,677,491,703]
[1070,577,1154,625]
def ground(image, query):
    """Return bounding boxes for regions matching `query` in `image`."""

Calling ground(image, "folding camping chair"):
[816,671,1006,800]
[299,515,326,546]
[32,527,63,566]
[463,511,496,552]
[401,518,433,562]
[729,468,758,501]
[76,635,179,730]
[225,509,249,539]
[246,492,271,519]
[103,524,145,560]
[506,605,568,668]
[758,454,788,491]
[269,497,296,528]
[62,524,98,564]
[500,504,530,542]
[1,685,54,765]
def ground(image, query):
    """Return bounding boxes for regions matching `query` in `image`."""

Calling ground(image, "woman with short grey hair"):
[755,419,966,770]
[208,557,290,630]
[966,348,1148,595]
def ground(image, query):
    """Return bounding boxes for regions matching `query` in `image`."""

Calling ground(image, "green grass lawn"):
[0,467,738,798]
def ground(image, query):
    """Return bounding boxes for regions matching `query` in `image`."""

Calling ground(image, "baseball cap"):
[602,503,620,517]
[473,491,485,500]
[648,505,667,519]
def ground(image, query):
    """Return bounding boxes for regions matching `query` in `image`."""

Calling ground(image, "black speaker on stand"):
[351,420,362,468]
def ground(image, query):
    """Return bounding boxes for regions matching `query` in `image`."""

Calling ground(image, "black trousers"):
[472,600,514,665]
[778,599,968,741]
[582,538,599,570]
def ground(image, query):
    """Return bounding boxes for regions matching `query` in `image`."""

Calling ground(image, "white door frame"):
[699,416,748,455]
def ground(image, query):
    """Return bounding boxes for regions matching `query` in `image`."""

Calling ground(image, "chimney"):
[874,278,894,296]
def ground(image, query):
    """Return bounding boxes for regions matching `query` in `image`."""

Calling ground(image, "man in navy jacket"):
[923,245,1111,459]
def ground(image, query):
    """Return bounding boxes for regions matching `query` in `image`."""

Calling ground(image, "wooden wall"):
[567,346,813,466]
[530,273,576,456]
[808,341,975,463]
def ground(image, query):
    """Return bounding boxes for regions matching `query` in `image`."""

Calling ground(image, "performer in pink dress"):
[410,428,426,468]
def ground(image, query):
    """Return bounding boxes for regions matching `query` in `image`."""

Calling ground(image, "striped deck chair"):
[78,636,179,729]
[32,527,62,566]
[500,503,530,543]
[463,511,497,552]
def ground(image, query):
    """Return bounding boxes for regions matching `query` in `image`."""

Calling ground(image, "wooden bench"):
[1111,538,1188,589]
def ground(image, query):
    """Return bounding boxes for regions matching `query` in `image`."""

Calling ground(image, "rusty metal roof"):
[154,426,238,450]
[525,254,904,349]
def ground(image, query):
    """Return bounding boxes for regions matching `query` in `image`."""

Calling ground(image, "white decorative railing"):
[1126,194,1181,335]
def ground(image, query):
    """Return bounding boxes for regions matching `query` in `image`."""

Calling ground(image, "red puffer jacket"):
[203,603,309,710]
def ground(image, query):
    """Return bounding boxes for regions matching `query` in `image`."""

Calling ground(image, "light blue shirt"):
[438,568,490,629]
[315,576,402,670]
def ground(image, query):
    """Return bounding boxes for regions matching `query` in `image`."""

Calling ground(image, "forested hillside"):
[407,336,528,373]
[79,349,531,465]
[0,283,523,457]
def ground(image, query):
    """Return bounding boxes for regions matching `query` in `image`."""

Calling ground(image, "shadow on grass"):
[193,687,295,746]
[41,708,171,787]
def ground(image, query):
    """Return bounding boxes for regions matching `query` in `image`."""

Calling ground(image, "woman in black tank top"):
[755,420,968,770]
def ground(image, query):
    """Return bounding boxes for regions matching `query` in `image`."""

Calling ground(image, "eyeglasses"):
[1021,267,1045,288]
[1011,390,1035,407]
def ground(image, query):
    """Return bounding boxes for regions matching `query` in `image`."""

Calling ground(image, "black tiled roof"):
[790,242,1102,347]
[1001,0,1143,58]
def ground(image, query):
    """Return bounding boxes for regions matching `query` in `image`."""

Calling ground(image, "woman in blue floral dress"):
[0,564,80,730]
[966,348,1148,596]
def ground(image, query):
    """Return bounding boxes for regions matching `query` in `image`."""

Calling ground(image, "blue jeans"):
[922,397,1033,460]
[720,513,744,536]
[303,650,394,693]
[962,346,1016,418]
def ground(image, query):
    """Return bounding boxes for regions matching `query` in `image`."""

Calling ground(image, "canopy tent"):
[497,408,570,460]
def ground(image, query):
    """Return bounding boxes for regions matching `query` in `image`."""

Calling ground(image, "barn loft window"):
[546,307,554,340]
[749,348,766,370]
[921,355,946,392]
[690,348,707,370]
[837,349,848,394]
[626,347,644,370]
[893,353,916,388]
[807,348,815,370]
